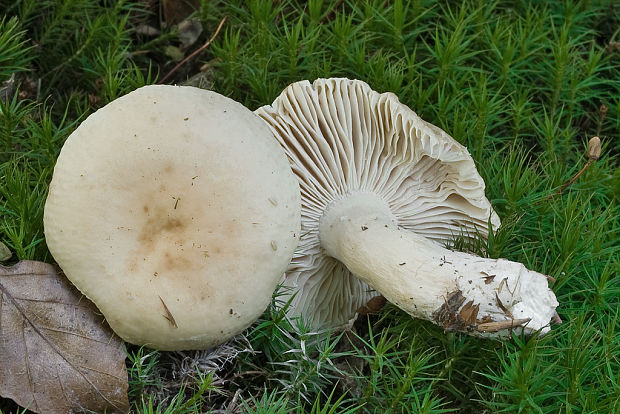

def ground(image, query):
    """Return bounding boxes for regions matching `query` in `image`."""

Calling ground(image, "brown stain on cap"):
[132,205,192,272]
[139,215,184,240]
[129,202,243,276]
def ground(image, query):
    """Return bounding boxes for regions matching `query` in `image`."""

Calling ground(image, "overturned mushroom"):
[44,85,300,350]
[255,78,559,338]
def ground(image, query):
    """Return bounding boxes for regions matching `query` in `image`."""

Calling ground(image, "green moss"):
[1,0,618,412]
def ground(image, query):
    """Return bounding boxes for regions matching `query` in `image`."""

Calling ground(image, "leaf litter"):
[0,260,129,414]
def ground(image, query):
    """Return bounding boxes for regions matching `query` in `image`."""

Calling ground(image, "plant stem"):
[158,17,227,84]
[558,159,593,194]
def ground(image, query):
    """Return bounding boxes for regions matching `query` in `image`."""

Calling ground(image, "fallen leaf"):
[495,293,513,318]
[181,66,215,90]
[163,0,200,25]
[0,73,15,103]
[0,261,129,414]
[136,23,161,36]
[0,241,11,261]
[164,45,185,62]
[178,18,203,48]
[356,295,386,315]
[480,271,495,284]
[458,300,479,325]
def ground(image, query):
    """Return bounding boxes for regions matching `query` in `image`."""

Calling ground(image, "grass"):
[0,0,618,412]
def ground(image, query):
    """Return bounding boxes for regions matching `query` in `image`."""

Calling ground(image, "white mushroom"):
[255,78,559,338]
[44,85,301,350]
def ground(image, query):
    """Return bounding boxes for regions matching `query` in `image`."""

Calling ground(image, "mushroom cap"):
[255,78,500,328]
[44,85,301,350]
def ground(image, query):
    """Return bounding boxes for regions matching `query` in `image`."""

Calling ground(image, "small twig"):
[158,16,227,84]
[226,389,243,412]
[476,318,531,333]
[557,159,593,194]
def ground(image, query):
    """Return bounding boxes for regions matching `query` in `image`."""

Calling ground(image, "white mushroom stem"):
[319,193,559,337]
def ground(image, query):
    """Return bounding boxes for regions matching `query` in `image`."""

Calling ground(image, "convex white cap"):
[44,85,301,350]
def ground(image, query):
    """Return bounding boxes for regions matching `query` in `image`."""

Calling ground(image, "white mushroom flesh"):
[320,192,558,336]
[44,85,301,350]
[256,78,559,337]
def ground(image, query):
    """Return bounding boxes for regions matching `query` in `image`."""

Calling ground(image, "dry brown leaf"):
[0,241,11,261]
[178,18,203,48]
[163,0,200,25]
[356,295,387,315]
[458,300,480,325]
[0,260,129,414]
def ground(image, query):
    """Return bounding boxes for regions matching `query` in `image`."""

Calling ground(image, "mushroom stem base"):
[318,192,559,338]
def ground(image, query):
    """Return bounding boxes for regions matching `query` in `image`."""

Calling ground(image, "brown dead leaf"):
[495,293,513,319]
[0,241,11,261]
[0,260,129,414]
[0,74,15,103]
[480,271,495,284]
[178,18,203,48]
[356,295,387,315]
[458,300,479,325]
[432,290,468,332]
[163,0,200,25]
